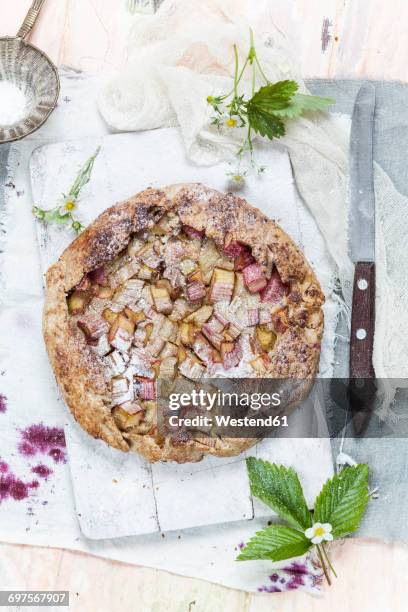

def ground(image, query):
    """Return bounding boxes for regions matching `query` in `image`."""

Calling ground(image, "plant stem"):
[255,55,270,84]
[316,544,331,586]
[321,543,338,578]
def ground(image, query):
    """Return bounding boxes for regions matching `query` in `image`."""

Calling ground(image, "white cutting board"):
[30,128,332,539]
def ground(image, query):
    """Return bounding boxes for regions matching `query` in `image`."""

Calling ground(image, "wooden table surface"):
[1,1,408,610]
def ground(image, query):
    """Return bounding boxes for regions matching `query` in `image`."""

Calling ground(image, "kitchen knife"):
[348,83,376,433]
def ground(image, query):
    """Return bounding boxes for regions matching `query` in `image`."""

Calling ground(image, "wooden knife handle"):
[350,261,375,379]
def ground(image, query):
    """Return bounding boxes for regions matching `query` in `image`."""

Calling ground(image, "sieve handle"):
[17,0,47,40]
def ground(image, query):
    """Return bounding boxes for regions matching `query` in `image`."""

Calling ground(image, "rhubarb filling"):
[67,213,290,437]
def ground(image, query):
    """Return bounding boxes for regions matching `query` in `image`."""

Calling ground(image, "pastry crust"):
[43,184,324,462]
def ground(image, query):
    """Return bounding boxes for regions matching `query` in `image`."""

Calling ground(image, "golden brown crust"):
[43,184,325,462]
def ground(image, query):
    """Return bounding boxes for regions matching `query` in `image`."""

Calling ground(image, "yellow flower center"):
[314,527,325,537]
[65,201,76,210]
[226,118,237,128]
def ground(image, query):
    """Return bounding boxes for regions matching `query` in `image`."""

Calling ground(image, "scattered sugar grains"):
[0,81,27,125]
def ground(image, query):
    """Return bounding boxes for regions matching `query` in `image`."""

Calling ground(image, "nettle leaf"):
[246,458,312,530]
[272,93,335,119]
[237,524,311,562]
[314,464,369,538]
[246,80,299,140]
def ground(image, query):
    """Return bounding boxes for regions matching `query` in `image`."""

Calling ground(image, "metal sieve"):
[0,0,60,144]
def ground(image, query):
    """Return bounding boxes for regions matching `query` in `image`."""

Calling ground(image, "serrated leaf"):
[237,524,311,562]
[246,81,299,140]
[246,458,312,530]
[272,93,335,119]
[313,465,369,538]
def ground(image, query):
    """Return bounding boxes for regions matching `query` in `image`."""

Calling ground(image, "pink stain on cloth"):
[0,394,7,413]
[18,423,67,463]
[0,461,39,503]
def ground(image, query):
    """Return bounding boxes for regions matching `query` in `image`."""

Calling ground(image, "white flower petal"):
[324,533,333,542]
[322,523,333,532]
[313,522,323,529]
[311,535,323,544]
[304,527,314,539]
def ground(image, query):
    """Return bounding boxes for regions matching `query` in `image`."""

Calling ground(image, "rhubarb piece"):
[178,356,205,380]
[89,266,108,286]
[199,239,221,284]
[184,305,213,327]
[94,285,114,299]
[182,224,204,239]
[104,351,127,377]
[111,376,134,406]
[76,274,91,291]
[179,322,195,346]
[127,236,144,257]
[161,342,178,359]
[205,314,225,334]
[77,314,109,342]
[209,268,235,303]
[157,317,178,342]
[260,269,289,303]
[247,308,259,326]
[180,258,197,276]
[138,244,162,269]
[151,285,173,315]
[177,346,187,363]
[242,263,267,293]
[186,269,206,303]
[137,264,155,281]
[201,323,223,350]
[223,240,247,258]
[137,379,156,400]
[67,290,91,315]
[129,348,154,378]
[156,278,180,301]
[92,334,111,357]
[159,356,178,379]
[220,341,243,369]
[124,307,146,325]
[255,325,277,352]
[272,308,289,334]
[112,279,145,308]
[110,260,141,288]
[113,405,145,430]
[259,309,272,324]
[169,298,197,321]
[109,314,135,352]
[102,308,118,325]
[234,248,255,271]
[192,334,214,364]
[145,336,165,357]
[250,356,268,374]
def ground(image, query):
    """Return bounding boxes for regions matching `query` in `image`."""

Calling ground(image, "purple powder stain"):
[0,394,7,413]
[32,464,53,480]
[18,424,66,462]
[0,473,39,503]
[0,461,8,473]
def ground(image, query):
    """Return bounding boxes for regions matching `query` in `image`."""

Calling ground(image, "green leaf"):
[246,458,312,530]
[272,93,335,119]
[313,465,369,538]
[246,81,299,140]
[68,146,101,199]
[237,524,311,562]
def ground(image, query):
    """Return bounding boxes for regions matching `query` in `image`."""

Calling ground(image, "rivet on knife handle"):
[350,261,375,378]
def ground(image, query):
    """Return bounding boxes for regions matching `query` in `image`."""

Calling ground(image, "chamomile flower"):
[59,194,77,216]
[226,118,237,128]
[304,522,333,545]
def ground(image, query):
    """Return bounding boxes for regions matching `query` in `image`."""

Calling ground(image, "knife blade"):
[348,84,376,434]
[349,84,376,263]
